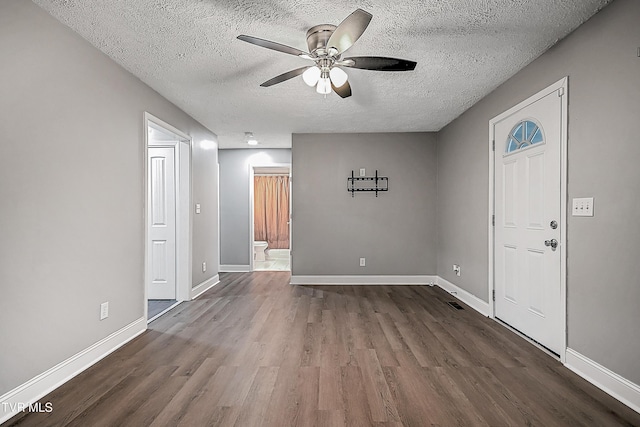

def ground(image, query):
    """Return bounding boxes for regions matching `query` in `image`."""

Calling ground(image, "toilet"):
[254,241,268,261]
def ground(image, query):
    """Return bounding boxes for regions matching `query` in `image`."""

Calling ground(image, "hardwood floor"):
[6,272,639,426]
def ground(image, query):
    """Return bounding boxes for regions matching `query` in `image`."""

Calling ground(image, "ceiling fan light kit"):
[316,75,332,94]
[302,66,321,86]
[329,67,348,88]
[237,9,417,99]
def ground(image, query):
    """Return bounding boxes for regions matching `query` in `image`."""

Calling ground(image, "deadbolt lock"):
[550,220,558,229]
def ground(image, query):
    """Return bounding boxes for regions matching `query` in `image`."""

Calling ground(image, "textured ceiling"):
[33,0,610,149]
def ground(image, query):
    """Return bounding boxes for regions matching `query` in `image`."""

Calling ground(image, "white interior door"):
[148,146,177,300]
[494,88,563,354]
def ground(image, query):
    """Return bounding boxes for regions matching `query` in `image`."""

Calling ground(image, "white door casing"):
[491,78,567,356]
[148,146,177,300]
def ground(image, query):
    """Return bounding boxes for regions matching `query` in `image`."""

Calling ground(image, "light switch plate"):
[100,302,109,320]
[572,197,594,217]
[359,168,366,177]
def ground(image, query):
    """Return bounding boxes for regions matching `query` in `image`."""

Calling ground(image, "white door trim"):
[488,77,568,362]
[248,162,291,271]
[144,112,192,319]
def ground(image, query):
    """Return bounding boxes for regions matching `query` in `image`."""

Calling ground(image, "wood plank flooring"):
[5,272,640,426]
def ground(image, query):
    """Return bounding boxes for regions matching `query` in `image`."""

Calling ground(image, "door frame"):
[487,77,568,362]
[248,162,291,271]
[144,112,192,319]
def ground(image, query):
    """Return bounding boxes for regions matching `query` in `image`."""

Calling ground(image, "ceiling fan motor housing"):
[306,24,337,56]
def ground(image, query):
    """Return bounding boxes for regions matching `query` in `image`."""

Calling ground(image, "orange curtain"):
[254,175,290,249]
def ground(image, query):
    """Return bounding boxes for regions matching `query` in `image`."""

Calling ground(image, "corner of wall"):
[435,276,490,317]
[191,274,220,300]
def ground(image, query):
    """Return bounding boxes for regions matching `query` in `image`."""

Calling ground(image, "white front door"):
[493,85,564,354]
[148,146,177,300]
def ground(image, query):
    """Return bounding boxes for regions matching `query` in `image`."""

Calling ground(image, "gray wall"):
[0,0,218,394]
[437,0,639,384]
[191,141,220,288]
[219,149,291,266]
[292,133,437,275]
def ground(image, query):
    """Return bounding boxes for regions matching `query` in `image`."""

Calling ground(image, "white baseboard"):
[290,275,437,285]
[219,265,250,272]
[435,276,490,317]
[191,274,220,300]
[0,317,146,424]
[565,348,640,414]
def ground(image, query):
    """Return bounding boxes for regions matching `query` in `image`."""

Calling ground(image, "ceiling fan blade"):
[237,35,309,57]
[260,67,310,87]
[340,56,417,71]
[326,9,372,55]
[332,80,352,98]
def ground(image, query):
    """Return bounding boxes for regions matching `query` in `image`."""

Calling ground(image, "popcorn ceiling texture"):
[33,0,610,148]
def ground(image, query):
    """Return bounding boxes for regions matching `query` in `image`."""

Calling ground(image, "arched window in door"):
[506,119,544,154]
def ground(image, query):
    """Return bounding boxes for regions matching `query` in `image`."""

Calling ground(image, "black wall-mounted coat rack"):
[347,170,388,197]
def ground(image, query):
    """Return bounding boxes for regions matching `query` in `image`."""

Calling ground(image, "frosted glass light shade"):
[302,66,321,86]
[329,67,348,87]
[316,77,331,94]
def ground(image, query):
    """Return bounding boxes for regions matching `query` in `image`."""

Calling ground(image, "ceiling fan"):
[237,9,417,98]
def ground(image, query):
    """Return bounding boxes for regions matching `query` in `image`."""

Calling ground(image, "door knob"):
[544,239,558,249]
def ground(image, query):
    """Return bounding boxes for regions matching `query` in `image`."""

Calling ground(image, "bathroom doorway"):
[250,164,291,271]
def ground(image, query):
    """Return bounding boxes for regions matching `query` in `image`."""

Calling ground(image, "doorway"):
[144,113,192,322]
[489,78,568,358]
[250,164,291,271]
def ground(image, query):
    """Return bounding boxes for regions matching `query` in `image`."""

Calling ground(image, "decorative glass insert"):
[505,119,544,153]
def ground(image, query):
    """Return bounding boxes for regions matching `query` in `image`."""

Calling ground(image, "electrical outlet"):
[359,257,366,267]
[202,261,207,272]
[100,302,109,320]
[195,203,201,214]
[453,264,461,276]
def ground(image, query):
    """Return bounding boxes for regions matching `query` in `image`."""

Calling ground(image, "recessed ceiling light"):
[245,132,258,145]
